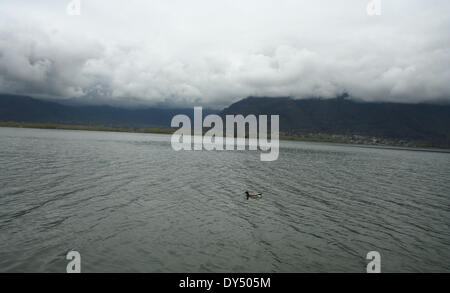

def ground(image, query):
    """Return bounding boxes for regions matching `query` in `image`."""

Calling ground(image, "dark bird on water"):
[245,191,262,200]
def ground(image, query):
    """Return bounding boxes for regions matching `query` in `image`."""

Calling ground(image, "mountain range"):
[1,94,450,147]
[0,94,216,128]
[222,96,450,147]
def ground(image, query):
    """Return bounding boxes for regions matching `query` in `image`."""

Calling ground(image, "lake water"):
[0,127,449,272]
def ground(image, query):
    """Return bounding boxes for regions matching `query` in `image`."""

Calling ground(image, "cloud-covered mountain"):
[221,95,450,147]
[2,93,450,147]
[0,94,216,128]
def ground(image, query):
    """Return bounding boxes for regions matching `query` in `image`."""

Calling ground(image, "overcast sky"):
[0,0,449,108]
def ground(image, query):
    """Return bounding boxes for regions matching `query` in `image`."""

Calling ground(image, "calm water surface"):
[0,127,449,272]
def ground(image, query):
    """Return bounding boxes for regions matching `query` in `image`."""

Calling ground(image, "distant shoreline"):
[1,121,449,153]
[0,121,176,135]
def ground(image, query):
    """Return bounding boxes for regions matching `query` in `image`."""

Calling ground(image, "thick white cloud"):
[0,0,449,108]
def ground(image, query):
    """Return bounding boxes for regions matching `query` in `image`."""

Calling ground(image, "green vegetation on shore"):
[0,121,447,150]
[0,121,336,141]
[279,134,346,144]
[0,121,175,135]
[0,121,342,143]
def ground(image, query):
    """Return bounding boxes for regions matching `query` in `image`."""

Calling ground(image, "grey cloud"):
[0,0,449,108]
